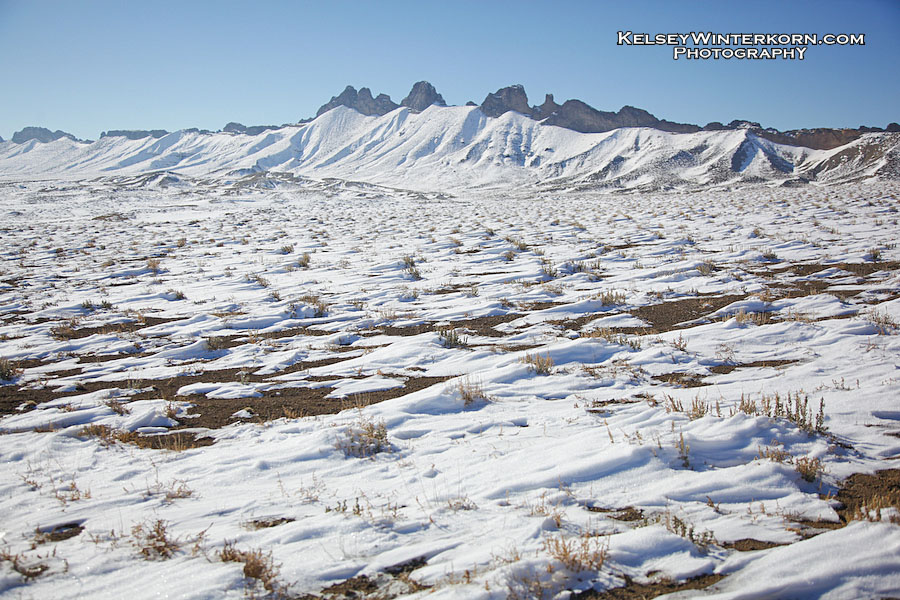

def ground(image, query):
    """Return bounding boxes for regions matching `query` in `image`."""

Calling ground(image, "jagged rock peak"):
[101,129,169,140]
[533,94,559,118]
[401,81,446,112]
[316,85,399,117]
[12,126,78,144]
[480,84,533,118]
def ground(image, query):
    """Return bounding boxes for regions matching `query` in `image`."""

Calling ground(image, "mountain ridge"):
[2,102,897,193]
[8,81,897,150]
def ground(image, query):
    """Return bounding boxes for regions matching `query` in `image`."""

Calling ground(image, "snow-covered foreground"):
[1,177,899,599]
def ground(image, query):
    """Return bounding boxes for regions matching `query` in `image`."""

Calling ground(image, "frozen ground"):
[0,176,899,599]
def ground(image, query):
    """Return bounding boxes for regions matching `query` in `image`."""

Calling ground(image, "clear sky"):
[0,0,897,140]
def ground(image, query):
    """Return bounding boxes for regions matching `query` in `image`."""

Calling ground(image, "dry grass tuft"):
[542,534,607,573]
[337,413,390,458]
[0,549,49,580]
[795,456,825,483]
[0,357,22,381]
[438,327,468,348]
[218,541,288,596]
[131,519,180,560]
[521,352,554,375]
[456,377,489,406]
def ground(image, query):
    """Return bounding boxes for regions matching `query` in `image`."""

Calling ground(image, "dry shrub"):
[542,534,606,573]
[456,377,489,406]
[131,519,179,560]
[0,549,49,580]
[218,541,287,596]
[0,358,22,381]
[438,327,468,348]
[337,413,390,458]
[521,353,554,375]
[795,456,824,482]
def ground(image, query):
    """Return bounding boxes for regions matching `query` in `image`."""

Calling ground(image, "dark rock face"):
[755,128,863,150]
[401,81,447,112]
[316,85,399,117]
[886,123,900,133]
[479,85,533,118]
[222,122,279,136]
[727,120,762,130]
[101,129,169,140]
[11,126,77,144]
[541,100,699,134]
[532,94,559,118]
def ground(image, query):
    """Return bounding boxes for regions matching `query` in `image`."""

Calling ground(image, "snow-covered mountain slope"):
[1,106,897,191]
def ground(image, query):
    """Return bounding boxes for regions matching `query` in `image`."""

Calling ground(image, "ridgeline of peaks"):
[3,81,898,192]
[310,82,899,150]
[8,81,897,149]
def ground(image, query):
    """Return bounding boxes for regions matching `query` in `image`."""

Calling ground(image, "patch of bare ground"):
[629,294,747,333]
[78,425,214,450]
[558,294,748,334]
[585,399,641,414]
[708,359,798,375]
[51,316,186,340]
[788,261,900,278]
[651,372,708,388]
[33,522,84,544]
[575,573,725,599]
[785,468,900,536]
[300,557,429,600]
[244,517,295,530]
[724,539,787,551]
[0,356,356,418]
[180,375,452,429]
[372,313,522,337]
[585,506,644,522]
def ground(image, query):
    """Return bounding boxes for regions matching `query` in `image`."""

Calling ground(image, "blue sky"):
[0,0,897,140]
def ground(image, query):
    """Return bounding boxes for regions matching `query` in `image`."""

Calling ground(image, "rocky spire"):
[316,85,399,117]
[400,81,447,112]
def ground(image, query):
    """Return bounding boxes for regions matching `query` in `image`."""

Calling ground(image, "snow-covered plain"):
[1,174,899,599]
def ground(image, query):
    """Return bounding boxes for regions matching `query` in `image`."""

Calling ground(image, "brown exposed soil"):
[52,316,186,340]
[724,538,787,551]
[245,517,295,530]
[629,294,746,333]
[783,468,900,536]
[652,372,708,388]
[586,506,644,522]
[708,359,798,375]
[35,522,84,543]
[177,374,453,430]
[788,261,900,278]
[576,573,725,599]
[370,313,522,338]
[833,468,900,524]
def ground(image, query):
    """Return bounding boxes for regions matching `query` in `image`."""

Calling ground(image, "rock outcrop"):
[101,130,169,140]
[479,84,533,118]
[11,126,78,144]
[401,81,446,112]
[477,85,700,134]
[222,122,281,136]
[316,86,399,117]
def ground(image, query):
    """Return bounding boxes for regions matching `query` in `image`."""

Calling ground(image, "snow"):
[0,164,898,599]
[3,106,896,192]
